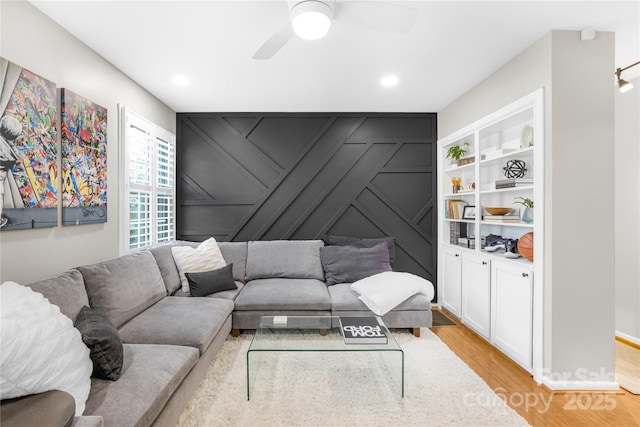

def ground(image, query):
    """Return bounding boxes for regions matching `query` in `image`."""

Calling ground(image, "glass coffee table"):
[246,315,404,400]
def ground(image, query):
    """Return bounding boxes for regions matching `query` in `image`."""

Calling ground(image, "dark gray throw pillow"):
[320,243,392,286]
[322,235,396,270]
[186,263,236,297]
[74,305,124,381]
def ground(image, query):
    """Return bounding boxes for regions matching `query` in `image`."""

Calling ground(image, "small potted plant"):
[446,142,470,166]
[514,197,534,223]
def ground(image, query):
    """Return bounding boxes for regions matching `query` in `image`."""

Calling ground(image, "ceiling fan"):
[253,0,419,60]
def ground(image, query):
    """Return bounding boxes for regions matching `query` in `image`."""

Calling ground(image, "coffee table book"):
[339,317,388,345]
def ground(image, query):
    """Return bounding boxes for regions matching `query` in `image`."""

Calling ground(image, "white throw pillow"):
[350,271,435,316]
[0,281,92,415]
[171,237,227,293]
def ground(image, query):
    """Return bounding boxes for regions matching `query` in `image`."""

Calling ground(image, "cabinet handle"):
[455,253,460,257]
[482,261,487,265]
[522,273,529,278]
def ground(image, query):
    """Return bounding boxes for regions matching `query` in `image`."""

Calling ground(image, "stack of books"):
[339,317,388,344]
[483,214,521,223]
[445,199,466,219]
[495,178,533,189]
[449,222,467,244]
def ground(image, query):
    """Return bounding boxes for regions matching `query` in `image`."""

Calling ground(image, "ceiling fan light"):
[291,1,332,40]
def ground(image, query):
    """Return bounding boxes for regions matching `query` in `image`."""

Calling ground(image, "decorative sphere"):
[503,159,527,178]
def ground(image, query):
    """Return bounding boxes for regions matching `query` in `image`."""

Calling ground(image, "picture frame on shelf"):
[462,205,476,220]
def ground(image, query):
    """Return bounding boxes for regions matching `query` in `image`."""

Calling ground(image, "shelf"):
[481,249,534,265]
[480,147,534,166]
[480,185,534,195]
[442,243,476,252]
[443,162,475,173]
[444,192,475,198]
[480,221,534,228]
[441,243,533,265]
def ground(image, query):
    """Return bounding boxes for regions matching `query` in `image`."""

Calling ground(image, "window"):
[120,107,175,254]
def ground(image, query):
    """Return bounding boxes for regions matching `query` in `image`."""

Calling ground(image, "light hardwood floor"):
[430,309,640,427]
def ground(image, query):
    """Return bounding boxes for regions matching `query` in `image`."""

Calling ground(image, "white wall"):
[439,30,617,388]
[549,30,615,386]
[615,76,640,343]
[0,1,176,284]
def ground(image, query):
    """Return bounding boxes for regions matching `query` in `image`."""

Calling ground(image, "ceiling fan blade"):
[334,1,418,33]
[253,23,295,60]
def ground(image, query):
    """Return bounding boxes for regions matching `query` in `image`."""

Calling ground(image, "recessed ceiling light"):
[381,75,399,87]
[172,75,191,87]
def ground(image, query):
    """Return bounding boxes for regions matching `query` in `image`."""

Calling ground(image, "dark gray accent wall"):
[176,113,437,289]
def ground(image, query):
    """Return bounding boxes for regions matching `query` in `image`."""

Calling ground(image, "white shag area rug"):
[177,328,530,427]
[616,340,640,394]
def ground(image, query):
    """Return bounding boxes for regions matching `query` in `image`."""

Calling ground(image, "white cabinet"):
[461,253,491,338]
[491,260,533,369]
[441,246,462,317]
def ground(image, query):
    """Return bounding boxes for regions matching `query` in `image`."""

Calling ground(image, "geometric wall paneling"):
[60,88,107,225]
[0,58,58,231]
[177,113,438,297]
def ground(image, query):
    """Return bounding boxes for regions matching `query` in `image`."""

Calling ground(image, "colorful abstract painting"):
[0,58,58,230]
[61,89,107,225]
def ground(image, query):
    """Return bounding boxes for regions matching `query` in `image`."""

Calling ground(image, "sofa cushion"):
[84,343,198,427]
[26,269,88,322]
[328,282,432,311]
[323,235,396,269]
[186,264,237,297]
[171,238,227,293]
[74,306,124,381]
[234,278,331,311]
[148,241,197,295]
[245,240,324,281]
[218,241,248,282]
[320,243,392,286]
[78,250,166,328]
[117,297,234,354]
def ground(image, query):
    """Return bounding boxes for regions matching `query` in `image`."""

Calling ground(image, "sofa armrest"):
[1,390,75,427]
[72,416,104,427]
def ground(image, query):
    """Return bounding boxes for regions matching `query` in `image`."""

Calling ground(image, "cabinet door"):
[491,260,533,369]
[441,246,462,317]
[462,253,491,338]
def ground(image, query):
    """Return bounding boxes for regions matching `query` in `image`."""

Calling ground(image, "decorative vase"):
[451,177,461,193]
[522,207,534,224]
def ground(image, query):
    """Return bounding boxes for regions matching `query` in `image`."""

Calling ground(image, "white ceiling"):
[31,0,640,113]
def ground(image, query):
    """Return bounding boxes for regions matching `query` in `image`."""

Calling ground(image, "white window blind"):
[120,107,176,254]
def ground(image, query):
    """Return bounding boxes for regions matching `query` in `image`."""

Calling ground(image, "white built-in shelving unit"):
[437,89,544,374]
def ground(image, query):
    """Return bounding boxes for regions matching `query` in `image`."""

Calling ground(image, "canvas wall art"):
[61,89,107,225]
[0,58,58,231]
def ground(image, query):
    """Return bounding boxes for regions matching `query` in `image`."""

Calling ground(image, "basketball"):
[518,232,534,261]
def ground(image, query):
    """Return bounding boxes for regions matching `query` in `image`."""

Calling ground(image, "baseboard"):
[541,377,619,391]
[615,331,640,349]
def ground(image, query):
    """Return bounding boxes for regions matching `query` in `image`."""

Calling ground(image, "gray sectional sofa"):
[1,238,432,427]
